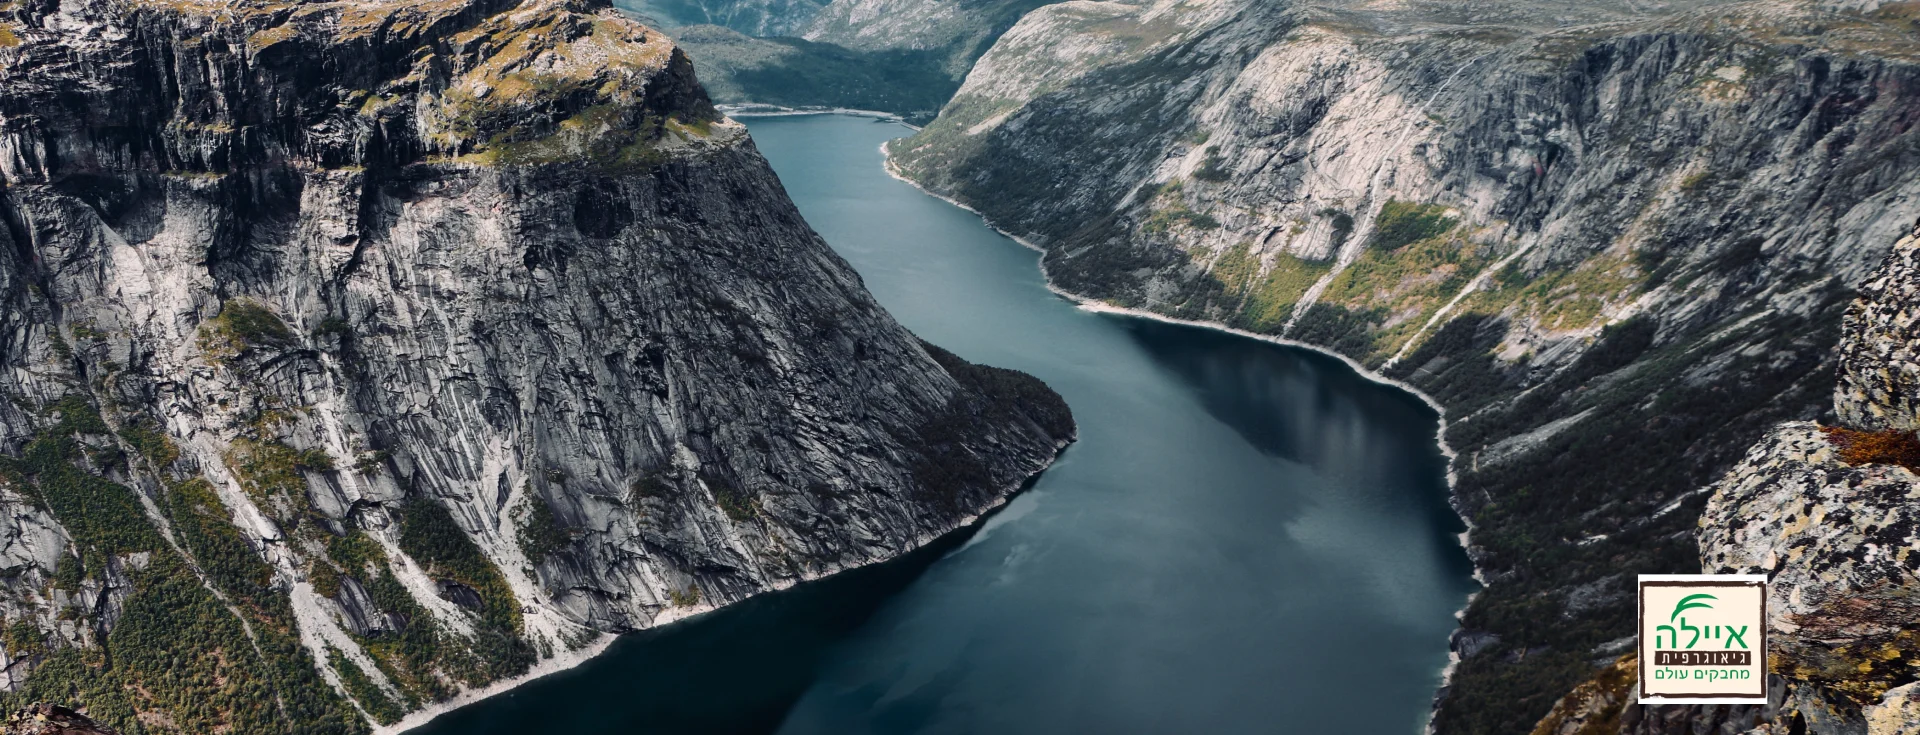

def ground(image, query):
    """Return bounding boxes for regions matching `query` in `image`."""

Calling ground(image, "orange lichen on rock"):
[1819,425,1920,472]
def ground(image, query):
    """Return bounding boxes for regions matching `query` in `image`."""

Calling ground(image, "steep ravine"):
[886,0,1920,732]
[0,0,1072,732]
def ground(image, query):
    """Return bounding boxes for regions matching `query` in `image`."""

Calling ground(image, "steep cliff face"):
[887,0,1920,732]
[1694,220,1920,735]
[0,0,1073,731]
[1836,223,1920,432]
[1530,221,1920,735]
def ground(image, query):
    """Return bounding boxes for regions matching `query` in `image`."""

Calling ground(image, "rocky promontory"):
[0,0,1073,730]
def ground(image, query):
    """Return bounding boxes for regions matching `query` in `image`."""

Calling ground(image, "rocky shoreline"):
[382,432,1070,734]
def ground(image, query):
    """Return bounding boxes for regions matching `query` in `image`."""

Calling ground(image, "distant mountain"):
[673,25,962,122]
[619,0,828,36]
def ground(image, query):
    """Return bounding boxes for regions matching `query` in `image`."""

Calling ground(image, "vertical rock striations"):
[0,0,1073,731]
[1836,225,1920,433]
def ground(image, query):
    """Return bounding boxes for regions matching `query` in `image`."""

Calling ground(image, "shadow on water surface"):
[1114,316,1472,573]
[1114,319,1439,464]
[406,482,1030,735]
[406,115,1479,735]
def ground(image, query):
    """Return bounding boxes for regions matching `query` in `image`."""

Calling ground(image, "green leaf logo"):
[1670,593,1716,622]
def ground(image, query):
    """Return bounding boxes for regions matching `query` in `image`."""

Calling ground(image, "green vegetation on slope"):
[1472,255,1644,333]
[1316,214,1487,361]
[164,478,274,613]
[227,438,331,524]
[0,393,365,735]
[397,499,535,678]
[6,553,361,735]
[905,341,1074,515]
[703,472,761,521]
[1211,242,1331,333]
[1394,300,1845,735]
[1367,200,1457,251]
[197,300,297,363]
[318,529,451,705]
[327,645,406,725]
[515,491,570,561]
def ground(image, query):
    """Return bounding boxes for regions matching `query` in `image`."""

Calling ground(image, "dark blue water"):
[410,115,1477,735]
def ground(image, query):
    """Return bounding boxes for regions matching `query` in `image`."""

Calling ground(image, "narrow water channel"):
[409,114,1477,735]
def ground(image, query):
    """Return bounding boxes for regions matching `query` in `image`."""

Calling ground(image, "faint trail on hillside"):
[1383,238,1543,369]
[1283,50,1494,335]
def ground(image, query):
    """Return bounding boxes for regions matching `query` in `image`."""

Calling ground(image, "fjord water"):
[410,115,1477,735]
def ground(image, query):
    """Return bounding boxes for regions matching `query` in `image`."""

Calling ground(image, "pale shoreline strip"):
[387,109,1484,733]
[378,634,617,735]
[871,124,1489,731]
[382,429,1071,734]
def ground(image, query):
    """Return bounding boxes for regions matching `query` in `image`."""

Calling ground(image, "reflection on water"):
[1116,319,1444,481]
[413,520,983,734]
[407,115,1476,735]
[1113,319,1472,628]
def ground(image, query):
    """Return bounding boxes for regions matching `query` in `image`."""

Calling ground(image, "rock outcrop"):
[0,0,1073,731]
[1693,220,1920,735]
[2,704,116,735]
[1528,220,1920,735]
[887,0,1920,731]
[1836,225,1920,433]
[1694,422,1920,734]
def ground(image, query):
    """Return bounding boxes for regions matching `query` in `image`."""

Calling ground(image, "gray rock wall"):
[1836,221,1920,432]
[0,0,1072,729]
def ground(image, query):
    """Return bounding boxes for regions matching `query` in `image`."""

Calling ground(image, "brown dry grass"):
[1820,425,1920,471]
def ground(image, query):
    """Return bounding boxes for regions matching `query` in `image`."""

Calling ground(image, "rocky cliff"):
[886,0,1920,732]
[0,0,1073,731]
[1530,221,1920,735]
[1689,220,1920,735]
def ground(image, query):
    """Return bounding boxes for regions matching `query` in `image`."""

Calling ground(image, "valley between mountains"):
[821,0,1920,732]
[3,0,1920,732]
